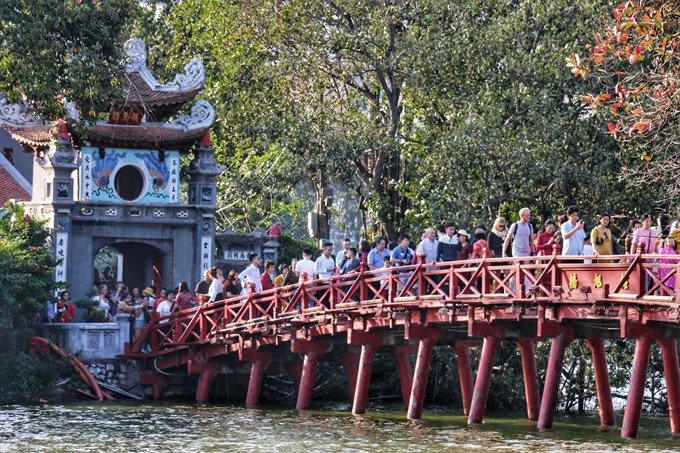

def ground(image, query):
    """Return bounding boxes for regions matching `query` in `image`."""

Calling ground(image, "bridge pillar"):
[348,331,383,415]
[393,345,416,409]
[407,328,441,419]
[283,362,303,392]
[538,328,573,430]
[335,351,360,401]
[622,335,653,438]
[657,338,680,435]
[585,337,615,426]
[291,339,331,410]
[516,338,540,421]
[141,371,170,400]
[195,362,223,403]
[240,350,272,407]
[468,336,500,424]
[452,342,474,415]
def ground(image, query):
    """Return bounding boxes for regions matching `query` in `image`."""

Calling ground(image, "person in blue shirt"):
[391,234,414,289]
[367,237,390,270]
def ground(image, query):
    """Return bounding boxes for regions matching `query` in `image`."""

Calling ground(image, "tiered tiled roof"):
[122,73,202,121]
[0,38,214,152]
[86,122,208,150]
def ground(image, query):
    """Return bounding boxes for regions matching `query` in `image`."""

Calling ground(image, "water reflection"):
[0,402,677,452]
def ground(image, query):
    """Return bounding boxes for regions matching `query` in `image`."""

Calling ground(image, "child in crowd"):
[583,237,594,264]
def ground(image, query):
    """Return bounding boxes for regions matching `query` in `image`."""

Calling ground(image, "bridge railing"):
[126,248,680,354]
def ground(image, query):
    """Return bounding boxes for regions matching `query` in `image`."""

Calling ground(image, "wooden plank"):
[393,296,418,303]
[641,295,674,303]
[484,293,511,299]
[420,295,445,301]
[360,299,383,306]
[302,306,325,314]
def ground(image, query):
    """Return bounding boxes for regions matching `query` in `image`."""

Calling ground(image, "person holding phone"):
[561,206,587,261]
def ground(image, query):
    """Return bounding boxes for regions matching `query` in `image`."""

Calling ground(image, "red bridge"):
[124,248,680,439]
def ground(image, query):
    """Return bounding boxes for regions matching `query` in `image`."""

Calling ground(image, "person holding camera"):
[561,206,587,261]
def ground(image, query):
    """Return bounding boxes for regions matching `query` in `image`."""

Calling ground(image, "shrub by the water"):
[0,202,59,398]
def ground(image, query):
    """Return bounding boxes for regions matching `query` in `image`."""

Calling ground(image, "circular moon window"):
[114,165,145,201]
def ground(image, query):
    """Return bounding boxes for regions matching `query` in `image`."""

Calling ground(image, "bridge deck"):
[122,251,680,439]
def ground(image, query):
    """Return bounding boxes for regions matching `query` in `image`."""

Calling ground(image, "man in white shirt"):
[295,249,316,283]
[207,267,223,302]
[417,228,439,264]
[315,242,336,280]
[238,253,263,293]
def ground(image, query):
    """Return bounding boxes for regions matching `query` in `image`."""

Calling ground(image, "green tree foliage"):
[144,0,658,241]
[402,0,660,231]
[0,0,139,120]
[0,203,58,395]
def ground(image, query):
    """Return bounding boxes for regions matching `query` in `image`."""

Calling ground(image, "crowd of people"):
[46,205,680,329]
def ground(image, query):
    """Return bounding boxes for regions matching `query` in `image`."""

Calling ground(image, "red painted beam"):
[195,362,223,403]
[335,351,360,401]
[468,336,500,424]
[351,333,383,415]
[393,345,417,409]
[407,329,440,419]
[452,342,474,415]
[657,338,680,435]
[516,338,540,421]
[292,340,331,410]
[538,328,573,429]
[621,335,652,439]
[245,352,272,407]
[585,337,615,426]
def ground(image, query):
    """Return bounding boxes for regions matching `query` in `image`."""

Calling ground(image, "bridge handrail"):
[126,249,680,354]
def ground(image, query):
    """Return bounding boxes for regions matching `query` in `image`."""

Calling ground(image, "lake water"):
[0,401,678,452]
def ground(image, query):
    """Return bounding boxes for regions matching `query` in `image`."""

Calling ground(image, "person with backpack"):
[502,208,536,292]
[502,207,536,259]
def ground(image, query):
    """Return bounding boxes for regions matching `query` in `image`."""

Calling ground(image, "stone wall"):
[85,359,141,390]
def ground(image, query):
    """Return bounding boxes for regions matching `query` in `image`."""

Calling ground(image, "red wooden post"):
[301,272,309,310]
[453,342,474,415]
[468,336,500,424]
[417,254,425,297]
[537,329,572,429]
[283,362,303,392]
[145,373,170,400]
[245,353,272,407]
[393,345,415,409]
[351,333,383,415]
[291,340,330,410]
[585,337,615,426]
[335,351,360,401]
[636,243,645,297]
[196,363,221,403]
[407,332,440,419]
[150,313,159,351]
[449,262,456,301]
[657,338,680,434]
[516,338,540,421]
[621,335,652,438]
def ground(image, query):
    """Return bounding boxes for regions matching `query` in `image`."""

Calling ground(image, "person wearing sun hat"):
[456,229,472,261]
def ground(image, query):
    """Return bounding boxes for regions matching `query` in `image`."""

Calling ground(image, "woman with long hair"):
[175,281,196,311]
[591,214,613,262]
[487,217,508,258]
